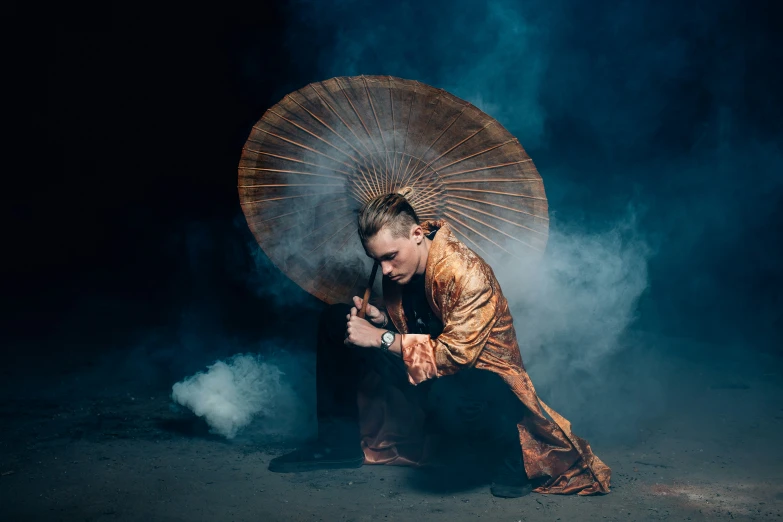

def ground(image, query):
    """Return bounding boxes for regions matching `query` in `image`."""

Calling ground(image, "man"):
[268,192,611,498]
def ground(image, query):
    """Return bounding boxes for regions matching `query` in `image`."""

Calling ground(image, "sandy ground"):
[2,335,783,522]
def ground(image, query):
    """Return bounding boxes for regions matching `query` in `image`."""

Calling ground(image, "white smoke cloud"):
[495,212,651,425]
[171,353,309,439]
[513,224,648,361]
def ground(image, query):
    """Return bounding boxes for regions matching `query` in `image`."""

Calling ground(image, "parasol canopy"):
[238,75,549,305]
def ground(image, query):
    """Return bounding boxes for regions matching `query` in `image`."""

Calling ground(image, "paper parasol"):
[238,75,548,305]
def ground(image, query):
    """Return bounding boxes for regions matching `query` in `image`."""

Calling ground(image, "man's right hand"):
[349,296,387,327]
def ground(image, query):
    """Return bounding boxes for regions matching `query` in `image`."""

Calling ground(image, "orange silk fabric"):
[357,220,611,495]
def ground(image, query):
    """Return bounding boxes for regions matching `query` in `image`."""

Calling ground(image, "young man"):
[268,193,611,497]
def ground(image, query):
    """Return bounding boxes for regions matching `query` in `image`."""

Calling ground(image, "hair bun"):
[396,186,414,199]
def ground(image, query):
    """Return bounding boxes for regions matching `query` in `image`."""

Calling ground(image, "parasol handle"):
[358,261,380,319]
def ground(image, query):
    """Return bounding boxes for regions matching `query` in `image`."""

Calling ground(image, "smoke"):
[171,352,312,439]
[277,0,549,146]
[226,0,653,440]
[144,220,318,442]
[212,0,782,444]
[491,209,653,434]
[503,212,649,375]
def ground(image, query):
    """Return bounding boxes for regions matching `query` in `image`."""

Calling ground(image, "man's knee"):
[426,369,520,440]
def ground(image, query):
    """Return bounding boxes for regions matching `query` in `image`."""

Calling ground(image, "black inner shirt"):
[400,230,443,338]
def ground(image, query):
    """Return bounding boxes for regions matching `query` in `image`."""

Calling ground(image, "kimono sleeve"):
[400,261,498,385]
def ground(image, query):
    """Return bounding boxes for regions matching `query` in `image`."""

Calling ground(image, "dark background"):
[6,0,782,372]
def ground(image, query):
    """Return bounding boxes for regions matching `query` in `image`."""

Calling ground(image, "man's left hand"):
[345,307,382,348]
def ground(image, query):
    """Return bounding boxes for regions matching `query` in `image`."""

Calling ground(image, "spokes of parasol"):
[238,75,549,311]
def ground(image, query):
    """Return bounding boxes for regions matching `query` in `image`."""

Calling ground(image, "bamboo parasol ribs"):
[238,75,549,304]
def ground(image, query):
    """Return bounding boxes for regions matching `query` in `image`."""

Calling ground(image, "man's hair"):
[358,191,420,243]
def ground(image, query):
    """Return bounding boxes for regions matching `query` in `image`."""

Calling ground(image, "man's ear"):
[411,224,424,244]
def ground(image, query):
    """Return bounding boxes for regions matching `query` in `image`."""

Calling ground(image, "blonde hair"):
[358,188,419,243]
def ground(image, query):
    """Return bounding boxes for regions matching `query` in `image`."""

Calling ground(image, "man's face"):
[363,224,425,285]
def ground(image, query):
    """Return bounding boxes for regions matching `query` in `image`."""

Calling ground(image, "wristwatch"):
[380,330,396,352]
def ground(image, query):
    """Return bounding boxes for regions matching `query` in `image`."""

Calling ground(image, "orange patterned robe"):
[357,220,611,495]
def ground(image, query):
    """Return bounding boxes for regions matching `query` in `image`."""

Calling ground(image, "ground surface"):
[2,335,782,521]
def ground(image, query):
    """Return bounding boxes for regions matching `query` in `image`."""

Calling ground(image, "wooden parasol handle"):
[358,261,380,319]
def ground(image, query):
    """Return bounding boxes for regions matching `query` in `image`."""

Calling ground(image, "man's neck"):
[415,236,432,276]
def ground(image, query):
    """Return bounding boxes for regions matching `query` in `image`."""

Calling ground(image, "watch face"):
[382,331,394,344]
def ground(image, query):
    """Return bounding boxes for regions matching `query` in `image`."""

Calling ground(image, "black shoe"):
[490,456,533,498]
[268,442,365,473]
